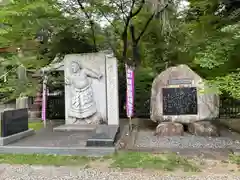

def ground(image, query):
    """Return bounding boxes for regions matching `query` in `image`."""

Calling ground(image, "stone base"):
[53,124,97,132]
[155,122,184,136]
[86,125,119,147]
[188,121,220,136]
[0,129,35,146]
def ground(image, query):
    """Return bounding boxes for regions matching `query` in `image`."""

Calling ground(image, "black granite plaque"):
[162,87,198,115]
[1,108,28,137]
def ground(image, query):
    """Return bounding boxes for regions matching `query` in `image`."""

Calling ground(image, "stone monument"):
[52,53,119,146]
[65,60,103,125]
[150,64,219,136]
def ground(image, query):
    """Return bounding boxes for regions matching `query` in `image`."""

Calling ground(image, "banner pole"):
[129,116,133,132]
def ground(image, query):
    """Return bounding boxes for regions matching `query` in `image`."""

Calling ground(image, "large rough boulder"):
[188,121,220,136]
[150,64,219,124]
[154,122,184,136]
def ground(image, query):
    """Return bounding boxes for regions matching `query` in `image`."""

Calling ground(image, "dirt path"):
[0,164,238,180]
[0,159,240,180]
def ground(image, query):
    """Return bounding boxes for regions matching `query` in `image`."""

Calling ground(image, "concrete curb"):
[0,146,116,157]
[0,129,35,146]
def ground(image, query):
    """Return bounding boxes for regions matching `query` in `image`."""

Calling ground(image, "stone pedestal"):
[155,122,184,136]
[53,124,97,132]
[188,121,220,136]
[86,125,119,147]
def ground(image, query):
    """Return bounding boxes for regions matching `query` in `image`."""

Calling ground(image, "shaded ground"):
[5,118,240,159]
[10,121,92,147]
[117,119,240,159]
[220,118,240,133]
[8,119,127,148]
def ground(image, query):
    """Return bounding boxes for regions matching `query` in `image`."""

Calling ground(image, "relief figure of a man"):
[65,61,103,124]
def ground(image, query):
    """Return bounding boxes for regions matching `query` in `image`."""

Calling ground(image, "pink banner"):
[41,88,46,121]
[125,64,134,118]
[41,79,49,121]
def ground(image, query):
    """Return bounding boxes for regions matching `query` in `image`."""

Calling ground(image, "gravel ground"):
[0,164,240,180]
[135,131,240,149]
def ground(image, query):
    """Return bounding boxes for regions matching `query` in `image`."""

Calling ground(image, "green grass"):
[0,154,92,166]
[229,153,240,164]
[111,152,200,172]
[28,121,44,131]
[0,152,200,172]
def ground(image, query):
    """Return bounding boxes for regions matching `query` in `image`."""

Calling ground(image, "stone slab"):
[64,53,107,124]
[86,125,119,147]
[106,54,119,125]
[0,129,35,146]
[1,108,28,137]
[0,146,116,157]
[64,53,119,126]
[53,124,97,132]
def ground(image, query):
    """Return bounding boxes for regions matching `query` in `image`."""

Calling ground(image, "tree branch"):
[97,8,121,35]
[135,12,155,43]
[113,0,128,21]
[76,0,91,19]
[128,3,169,67]
[130,23,136,42]
[136,4,169,43]
[129,0,136,17]
[76,0,97,52]
[129,23,139,66]
[131,0,145,17]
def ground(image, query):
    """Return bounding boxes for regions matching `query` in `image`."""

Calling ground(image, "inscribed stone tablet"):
[1,108,28,137]
[162,87,198,115]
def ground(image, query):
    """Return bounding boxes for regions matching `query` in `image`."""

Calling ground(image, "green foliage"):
[134,67,155,116]
[1,0,240,102]
[180,0,240,98]
[207,71,240,98]
[0,0,99,101]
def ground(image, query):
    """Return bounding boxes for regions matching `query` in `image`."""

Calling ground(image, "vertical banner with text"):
[125,64,135,118]
[41,89,46,121]
[41,76,48,121]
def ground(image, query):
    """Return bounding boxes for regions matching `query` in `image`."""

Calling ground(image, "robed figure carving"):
[65,61,103,124]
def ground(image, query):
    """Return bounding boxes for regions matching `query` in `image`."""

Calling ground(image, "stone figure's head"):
[71,61,82,73]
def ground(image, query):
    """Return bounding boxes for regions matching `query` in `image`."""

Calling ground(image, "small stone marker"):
[16,96,28,109]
